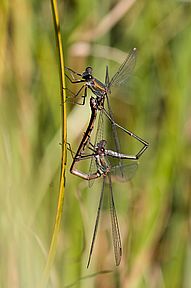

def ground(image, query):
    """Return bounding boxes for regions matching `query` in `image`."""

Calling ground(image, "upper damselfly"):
[65,48,138,175]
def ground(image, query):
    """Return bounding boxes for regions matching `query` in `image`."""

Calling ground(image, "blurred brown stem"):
[71,0,136,42]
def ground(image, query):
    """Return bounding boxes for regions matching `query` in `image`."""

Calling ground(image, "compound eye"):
[86,67,92,74]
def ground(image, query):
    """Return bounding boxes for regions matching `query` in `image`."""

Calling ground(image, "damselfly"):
[68,139,139,267]
[68,96,148,267]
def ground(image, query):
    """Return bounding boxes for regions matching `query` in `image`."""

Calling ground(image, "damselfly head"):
[86,67,93,74]
[82,67,93,80]
[98,139,107,148]
[96,140,107,155]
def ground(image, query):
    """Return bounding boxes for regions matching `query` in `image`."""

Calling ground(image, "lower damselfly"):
[68,139,139,267]
[68,96,148,267]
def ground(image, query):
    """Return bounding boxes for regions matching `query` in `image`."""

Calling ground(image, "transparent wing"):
[108,48,137,88]
[88,110,104,187]
[108,175,122,266]
[105,65,110,86]
[87,177,105,268]
[104,95,125,180]
[111,162,138,182]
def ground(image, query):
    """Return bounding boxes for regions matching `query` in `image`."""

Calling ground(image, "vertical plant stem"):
[40,0,67,286]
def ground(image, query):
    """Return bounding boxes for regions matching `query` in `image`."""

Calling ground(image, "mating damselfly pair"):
[65,48,149,268]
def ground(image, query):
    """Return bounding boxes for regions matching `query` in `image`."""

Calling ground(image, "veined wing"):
[87,176,106,268]
[88,110,104,187]
[105,94,125,180]
[105,65,110,86]
[108,48,137,88]
[111,162,138,182]
[108,174,122,266]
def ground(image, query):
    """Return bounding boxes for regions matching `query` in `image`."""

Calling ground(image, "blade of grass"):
[39,0,67,286]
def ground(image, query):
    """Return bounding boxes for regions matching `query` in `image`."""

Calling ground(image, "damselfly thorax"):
[94,140,110,176]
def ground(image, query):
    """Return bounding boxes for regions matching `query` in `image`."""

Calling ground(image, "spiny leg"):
[63,85,87,105]
[65,66,82,80]
[65,72,85,84]
[65,142,75,159]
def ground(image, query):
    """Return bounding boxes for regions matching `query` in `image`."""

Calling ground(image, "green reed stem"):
[39,0,67,286]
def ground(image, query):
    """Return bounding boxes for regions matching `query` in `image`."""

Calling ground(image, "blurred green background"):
[0,0,191,287]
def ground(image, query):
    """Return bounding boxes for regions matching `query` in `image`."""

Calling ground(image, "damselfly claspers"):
[70,96,148,179]
[68,138,139,267]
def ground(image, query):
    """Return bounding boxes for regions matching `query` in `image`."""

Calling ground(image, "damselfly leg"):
[103,106,149,153]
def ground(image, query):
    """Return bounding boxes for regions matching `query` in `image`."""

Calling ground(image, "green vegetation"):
[0,0,191,287]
